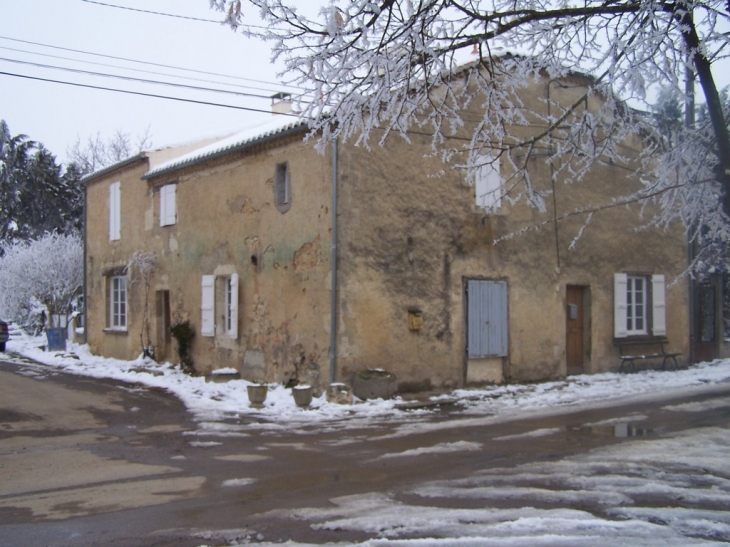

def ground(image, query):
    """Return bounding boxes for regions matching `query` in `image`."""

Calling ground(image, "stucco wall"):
[86,132,334,388]
[333,73,689,389]
[86,159,158,361]
[146,133,333,387]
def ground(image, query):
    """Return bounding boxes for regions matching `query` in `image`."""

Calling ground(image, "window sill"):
[103,328,128,335]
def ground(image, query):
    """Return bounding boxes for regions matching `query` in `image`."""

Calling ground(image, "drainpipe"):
[329,138,339,384]
[686,64,696,364]
[82,180,88,344]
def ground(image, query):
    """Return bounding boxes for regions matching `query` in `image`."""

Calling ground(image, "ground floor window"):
[626,275,647,335]
[614,273,666,338]
[201,273,238,338]
[109,275,127,329]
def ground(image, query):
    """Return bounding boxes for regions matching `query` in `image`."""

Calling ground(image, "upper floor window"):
[160,184,177,226]
[109,181,121,241]
[473,155,502,211]
[274,162,291,213]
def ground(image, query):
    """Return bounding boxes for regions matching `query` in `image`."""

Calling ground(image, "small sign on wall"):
[568,304,578,320]
[408,309,423,331]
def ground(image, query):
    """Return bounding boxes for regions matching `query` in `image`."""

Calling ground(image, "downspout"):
[329,137,339,384]
[82,180,88,344]
[546,79,562,273]
[686,64,696,365]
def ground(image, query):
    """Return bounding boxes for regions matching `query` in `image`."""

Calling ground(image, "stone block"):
[352,369,397,400]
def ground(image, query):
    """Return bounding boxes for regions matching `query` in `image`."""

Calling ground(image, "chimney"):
[271,92,292,114]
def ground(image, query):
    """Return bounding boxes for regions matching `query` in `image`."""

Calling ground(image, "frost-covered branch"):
[210,0,730,245]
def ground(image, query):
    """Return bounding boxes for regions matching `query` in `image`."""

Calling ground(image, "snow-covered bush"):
[0,232,83,333]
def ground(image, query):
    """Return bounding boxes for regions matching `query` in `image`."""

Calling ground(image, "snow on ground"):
[4,329,730,546]
[3,328,730,433]
[209,426,730,547]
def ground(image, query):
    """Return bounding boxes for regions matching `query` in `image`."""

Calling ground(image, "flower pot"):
[292,385,313,408]
[247,384,268,407]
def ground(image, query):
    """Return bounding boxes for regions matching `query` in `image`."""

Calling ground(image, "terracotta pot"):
[247,384,268,407]
[292,385,313,408]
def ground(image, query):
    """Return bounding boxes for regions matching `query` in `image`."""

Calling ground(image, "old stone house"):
[83,71,691,393]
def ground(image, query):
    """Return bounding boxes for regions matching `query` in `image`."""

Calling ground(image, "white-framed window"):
[274,162,291,211]
[626,275,647,335]
[614,273,666,338]
[201,273,238,338]
[109,181,121,241]
[473,155,502,211]
[109,275,127,329]
[225,275,238,336]
[159,184,177,226]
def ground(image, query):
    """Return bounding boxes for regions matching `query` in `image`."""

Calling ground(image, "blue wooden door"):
[467,280,508,358]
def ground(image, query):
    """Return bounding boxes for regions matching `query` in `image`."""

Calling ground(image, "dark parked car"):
[0,320,9,352]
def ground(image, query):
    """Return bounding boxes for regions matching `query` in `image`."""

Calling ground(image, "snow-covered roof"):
[80,153,148,185]
[143,114,308,180]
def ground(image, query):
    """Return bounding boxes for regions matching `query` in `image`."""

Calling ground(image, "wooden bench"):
[613,337,681,373]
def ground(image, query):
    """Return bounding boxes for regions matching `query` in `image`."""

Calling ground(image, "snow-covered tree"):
[210,0,730,245]
[0,233,83,333]
[0,120,34,241]
[0,121,84,243]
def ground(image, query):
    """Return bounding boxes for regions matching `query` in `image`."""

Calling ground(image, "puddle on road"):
[566,423,654,438]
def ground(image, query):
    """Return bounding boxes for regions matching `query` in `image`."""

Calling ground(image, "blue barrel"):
[46,328,67,351]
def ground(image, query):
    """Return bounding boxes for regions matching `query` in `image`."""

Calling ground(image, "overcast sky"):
[4,1,730,167]
[1,0,299,163]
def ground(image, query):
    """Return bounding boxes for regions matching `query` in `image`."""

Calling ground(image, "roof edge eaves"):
[81,153,148,185]
[142,122,309,181]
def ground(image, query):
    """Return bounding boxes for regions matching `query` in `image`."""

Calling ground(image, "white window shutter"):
[201,275,215,337]
[475,156,502,210]
[652,274,667,336]
[486,157,502,209]
[109,181,121,241]
[228,273,239,338]
[160,185,176,226]
[614,273,628,338]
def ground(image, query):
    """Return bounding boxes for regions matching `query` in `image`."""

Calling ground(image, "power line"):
[0,35,304,92]
[0,70,301,117]
[0,45,293,96]
[80,0,223,24]
[79,0,271,31]
[0,56,283,100]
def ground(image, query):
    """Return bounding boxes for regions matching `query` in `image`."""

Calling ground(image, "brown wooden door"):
[156,290,171,361]
[566,286,585,375]
[693,282,718,363]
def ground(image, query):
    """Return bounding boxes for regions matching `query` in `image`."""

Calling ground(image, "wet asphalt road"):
[1,356,729,547]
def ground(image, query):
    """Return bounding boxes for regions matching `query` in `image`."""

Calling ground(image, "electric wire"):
[0,70,301,117]
[80,0,272,31]
[0,35,305,92]
[0,45,293,96]
[0,56,286,100]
